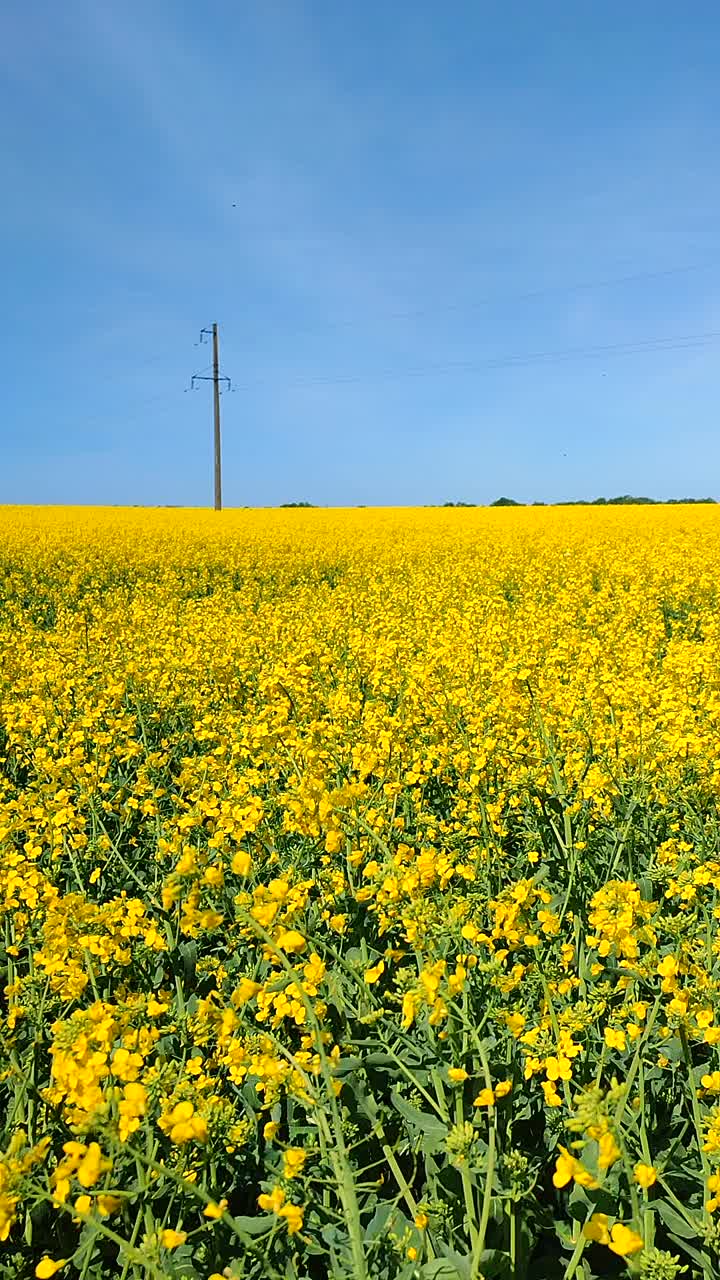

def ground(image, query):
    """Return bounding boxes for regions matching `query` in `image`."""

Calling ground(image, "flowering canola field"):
[3,505,720,1280]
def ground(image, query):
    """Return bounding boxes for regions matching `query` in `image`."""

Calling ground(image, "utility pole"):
[191,325,231,510]
[212,323,222,512]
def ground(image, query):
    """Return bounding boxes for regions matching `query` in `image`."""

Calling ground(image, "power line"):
[234,327,720,393]
[234,260,709,340]
[76,260,711,398]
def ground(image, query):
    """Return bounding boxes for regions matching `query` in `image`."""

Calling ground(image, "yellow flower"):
[505,1012,526,1037]
[608,1223,644,1256]
[76,1143,112,1189]
[52,1177,71,1207]
[160,1229,188,1249]
[275,929,306,954]
[494,1080,512,1098]
[401,991,418,1030]
[258,1186,286,1214]
[583,1213,610,1244]
[278,1202,304,1234]
[597,1131,621,1170]
[111,1047,144,1082]
[233,977,262,1005]
[161,1100,208,1145]
[303,953,326,989]
[283,1148,307,1179]
[35,1262,68,1279]
[553,1147,577,1189]
[634,1162,657,1189]
[263,1121,280,1141]
[231,850,252,876]
[118,1082,147,1143]
[541,1080,563,1107]
[707,1171,720,1210]
[415,1211,429,1229]
[604,1027,626,1051]
[552,1146,598,1190]
[364,960,385,984]
[473,1088,495,1108]
[544,1055,572,1082]
[447,1067,468,1084]
[96,1194,122,1216]
[203,1199,227,1219]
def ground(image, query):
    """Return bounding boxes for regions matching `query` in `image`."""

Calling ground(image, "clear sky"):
[2,1,720,507]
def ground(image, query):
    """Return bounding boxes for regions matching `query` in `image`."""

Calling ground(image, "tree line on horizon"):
[278,496,717,509]
[445,495,718,507]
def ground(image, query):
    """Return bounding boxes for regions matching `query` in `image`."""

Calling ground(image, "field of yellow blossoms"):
[3,504,720,1280]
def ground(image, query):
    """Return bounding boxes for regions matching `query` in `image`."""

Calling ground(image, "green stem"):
[238,910,368,1280]
[464,1022,498,1276]
[454,1089,480,1258]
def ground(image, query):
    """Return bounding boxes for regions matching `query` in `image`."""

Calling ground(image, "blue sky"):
[2,1,720,506]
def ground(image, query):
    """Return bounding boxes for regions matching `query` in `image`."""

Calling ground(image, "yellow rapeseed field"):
[2,504,720,1280]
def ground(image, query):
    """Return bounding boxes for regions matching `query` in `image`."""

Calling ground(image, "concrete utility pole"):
[191,325,231,510]
[212,323,222,512]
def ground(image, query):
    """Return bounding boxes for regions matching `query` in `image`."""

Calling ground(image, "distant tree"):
[494,494,717,507]
[279,501,316,508]
[607,495,655,505]
[666,496,717,504]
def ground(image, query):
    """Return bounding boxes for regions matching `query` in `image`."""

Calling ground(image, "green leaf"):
[422,1249,474,1280]
[658,1037,684,1062]
[178,941,197,984]
[419,1263,465,1280]
[229,1212,275,1237]
[568,1181,592,1222]
[665,1236,710,1270]
[330,1054,364,1077]
[365,1202,402,1240]
[391,1090,447,1148]
[653,1198,700,1239]
[478,1249,512,1279]
[365,1052,397,1068]
[553,1216,577,1250]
